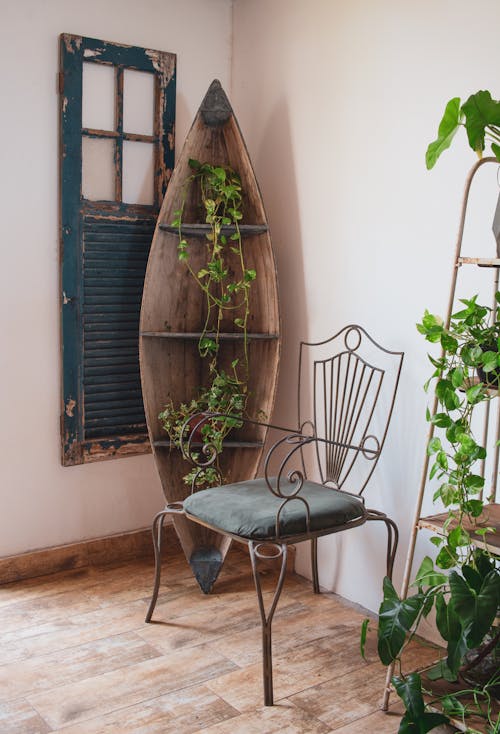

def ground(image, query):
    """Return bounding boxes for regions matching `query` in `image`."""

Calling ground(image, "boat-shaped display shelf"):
[139,80,280,593]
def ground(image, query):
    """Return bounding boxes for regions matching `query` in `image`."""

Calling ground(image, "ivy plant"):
[160,159,255,488]
[363,293,500,733]
[416,293,500,568]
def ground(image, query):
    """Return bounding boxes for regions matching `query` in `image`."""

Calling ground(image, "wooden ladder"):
[382,156,500,731]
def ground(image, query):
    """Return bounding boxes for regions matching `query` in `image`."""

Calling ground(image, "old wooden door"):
[59,34,176,465]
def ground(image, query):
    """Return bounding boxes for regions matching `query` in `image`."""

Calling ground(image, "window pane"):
[82,62,115,131]
[123,69,154,136]
[122,141,154,205]
[82,137,115,201]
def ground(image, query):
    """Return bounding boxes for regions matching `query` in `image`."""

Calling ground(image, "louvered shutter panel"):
[59,34,175,465]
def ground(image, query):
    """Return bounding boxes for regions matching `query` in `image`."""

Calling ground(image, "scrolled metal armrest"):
[263,430,316,499]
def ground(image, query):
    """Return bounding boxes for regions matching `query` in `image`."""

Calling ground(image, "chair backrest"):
[297,325,403,495]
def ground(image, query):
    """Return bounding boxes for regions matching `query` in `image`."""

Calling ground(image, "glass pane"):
[122,141,154,205]
[82,62,115,131]
[123,69,154,136]
[82,137,115,201]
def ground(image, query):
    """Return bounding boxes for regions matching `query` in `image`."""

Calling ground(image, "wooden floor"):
[0,539,440,733]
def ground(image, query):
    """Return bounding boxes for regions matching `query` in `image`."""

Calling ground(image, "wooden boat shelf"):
[160,223,268,237]
[140,331,278,340]
[139,79,280,593]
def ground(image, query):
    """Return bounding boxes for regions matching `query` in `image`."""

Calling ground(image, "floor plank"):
[51,685,239,734]
[27,647,238,729]
[0,542,450,733]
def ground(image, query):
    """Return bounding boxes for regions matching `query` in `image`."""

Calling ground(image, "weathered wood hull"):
[139,80,280,592]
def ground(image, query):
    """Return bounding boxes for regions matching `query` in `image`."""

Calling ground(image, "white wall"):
[231,0,500,613]
[0,0,232,556]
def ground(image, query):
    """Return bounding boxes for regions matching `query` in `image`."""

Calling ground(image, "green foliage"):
[426,90,500,169]
[417,294,500,569]
[374,554,499,729]
[392,674,449,733]
[159,368,246,488]
[162,159,257,487]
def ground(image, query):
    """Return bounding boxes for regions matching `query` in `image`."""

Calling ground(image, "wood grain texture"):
[139,80,280,585]
[0,542,449,734]
[0,525,177,584]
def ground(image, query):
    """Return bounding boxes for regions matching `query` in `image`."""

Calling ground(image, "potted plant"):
[366,294,500,733]
[159,158,255,488]
[364,93,500,734]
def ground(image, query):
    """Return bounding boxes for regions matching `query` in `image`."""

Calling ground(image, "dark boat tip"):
[200,79,232,127]
[189,546,223,594]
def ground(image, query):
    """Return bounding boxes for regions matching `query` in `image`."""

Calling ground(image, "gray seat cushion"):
[183,478,365,540]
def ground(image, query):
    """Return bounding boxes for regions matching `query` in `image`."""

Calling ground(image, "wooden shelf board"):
[140,331,279,340]
[160,223,268,236]
[153,440,264,449]
[421,668,499,733]
[458,256,500,268]
[418,503,500,555]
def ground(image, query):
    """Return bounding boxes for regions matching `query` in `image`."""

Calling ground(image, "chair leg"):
[248,541,288,706]
[382,517,399,580]
[367,513,399,580]
[145,509,169,623]
[311,537,320,593]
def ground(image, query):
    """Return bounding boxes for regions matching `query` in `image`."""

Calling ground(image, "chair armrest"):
[177,411,303,491]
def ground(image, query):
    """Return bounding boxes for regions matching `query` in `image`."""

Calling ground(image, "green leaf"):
[436,482,457,507]
[447,526,470,549]
[414,556,447,588]
[436,544,458,570]
[435,592,466,677]
[427,437,442,455]
[462,90,500,155]
[425,660,457,683]
[431,413,452,428]
[377,578,425,664]
[393,673,424,718]
[234,318,244,328]
[481,350,498,372]
[450,367,464,388]
[491,142,500,161]
[244,268,257,282]
[188,157,201,170]
[441,332,458,352]
[449,568,500,648]
[463,498,484,517]
[466,383,485,405]
[426,97,462,169]
[393,674,449,733]
[360,618,370,660]
[465,473,485,490]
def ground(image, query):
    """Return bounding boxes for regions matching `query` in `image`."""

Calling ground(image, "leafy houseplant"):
[418,293,500,561]
[364,93,500,734]
[159,159,255,487]
[366,294,500,734]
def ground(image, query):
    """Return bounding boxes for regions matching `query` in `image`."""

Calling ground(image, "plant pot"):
[460,634,500,698]
[476,343,500,388]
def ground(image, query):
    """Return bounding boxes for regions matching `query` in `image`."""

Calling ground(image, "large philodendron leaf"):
[461,90,500,156]
[426,97,462,169]
[449,568,500,648]
[435,592,466,677]
[377,577,425,665]
[393,674,449,733]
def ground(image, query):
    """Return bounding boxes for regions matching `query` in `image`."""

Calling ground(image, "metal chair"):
[145,325,404,705]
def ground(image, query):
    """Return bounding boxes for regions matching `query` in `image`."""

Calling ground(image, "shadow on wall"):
[254,99,309,434]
